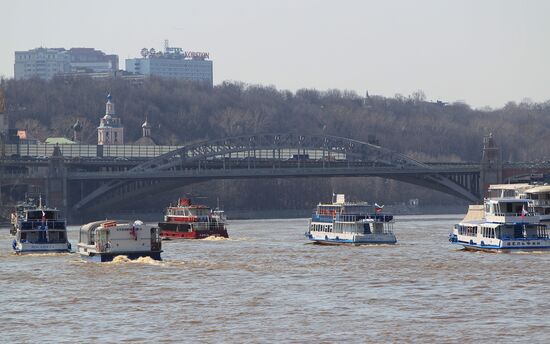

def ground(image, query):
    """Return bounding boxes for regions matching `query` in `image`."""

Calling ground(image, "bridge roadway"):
[5,156,549,181]
[64,160,482,181]
[0,156,481,180]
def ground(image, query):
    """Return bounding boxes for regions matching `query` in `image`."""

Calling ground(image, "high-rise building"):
[14,47,119,80]
[125,41,213,86]
[14,48,70,80]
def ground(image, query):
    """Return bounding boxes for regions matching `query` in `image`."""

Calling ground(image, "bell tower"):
[97,93,124,145]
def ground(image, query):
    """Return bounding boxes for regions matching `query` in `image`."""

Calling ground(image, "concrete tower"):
[480,133,502,199]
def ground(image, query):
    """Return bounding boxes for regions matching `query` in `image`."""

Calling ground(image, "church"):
[96,93,156,145]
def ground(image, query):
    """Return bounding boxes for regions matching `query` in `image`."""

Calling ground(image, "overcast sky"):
[2,0,549,108]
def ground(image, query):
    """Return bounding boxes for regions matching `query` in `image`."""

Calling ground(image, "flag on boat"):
[375,203,384,213]
[521,206,528,219]
[41,210,46,223]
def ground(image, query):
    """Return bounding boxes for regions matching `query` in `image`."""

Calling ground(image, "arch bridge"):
[70,133,482,215]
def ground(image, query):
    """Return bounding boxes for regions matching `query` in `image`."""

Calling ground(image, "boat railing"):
[312,213,393,222]
[530,200,550,207]
[311,214,335,222]
[335,214,394,223]
[19,220,67,230]
[492,212,537,217]
[335,214,366,222]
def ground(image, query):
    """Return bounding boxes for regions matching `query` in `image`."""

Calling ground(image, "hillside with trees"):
[1,77,549,213]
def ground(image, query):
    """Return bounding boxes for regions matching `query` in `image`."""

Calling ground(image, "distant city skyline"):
[2,0,549,108]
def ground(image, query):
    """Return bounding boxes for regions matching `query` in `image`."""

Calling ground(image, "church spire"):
[105,93,115,116]
[142,116,151,137]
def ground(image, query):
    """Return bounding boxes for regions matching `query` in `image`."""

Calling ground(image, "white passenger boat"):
[77,220,162,262]
[487,183,550,223]
[524,185,550,223]
[11,198,71,254]
[305,194,396,245]
[449,198,550,252]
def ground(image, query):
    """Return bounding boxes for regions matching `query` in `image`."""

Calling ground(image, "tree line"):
[1,76,549,211]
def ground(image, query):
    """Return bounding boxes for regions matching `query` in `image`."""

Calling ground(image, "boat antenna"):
[38,195,42,209]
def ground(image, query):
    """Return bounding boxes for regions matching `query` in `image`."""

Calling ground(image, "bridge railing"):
[3,143,348,160]
[4,143,183,158]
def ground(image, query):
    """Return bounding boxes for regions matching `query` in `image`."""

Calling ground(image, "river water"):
[1,215,549,343]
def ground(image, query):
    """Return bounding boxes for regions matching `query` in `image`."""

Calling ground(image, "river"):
[1,215,549,343]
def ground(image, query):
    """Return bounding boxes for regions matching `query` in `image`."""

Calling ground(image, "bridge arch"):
[73,133,480,212]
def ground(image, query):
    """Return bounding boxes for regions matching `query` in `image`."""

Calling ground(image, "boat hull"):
[160,228,228,240]
[79,251,163,262]
[305,232,397,245]
[450,239,550,253]
[13,241,71,254]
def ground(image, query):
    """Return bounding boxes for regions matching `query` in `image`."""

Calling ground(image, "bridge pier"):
[480,134,502,200]
[46,146,68,218]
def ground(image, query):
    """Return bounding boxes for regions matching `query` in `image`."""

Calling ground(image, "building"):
[97,94,124,145]
[67,48,118,73]
[125,41,213,86]
[134,117,157,145]
[14,48,70,80]
[14,47,118,80]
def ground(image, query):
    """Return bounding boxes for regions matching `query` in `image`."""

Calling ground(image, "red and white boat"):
[158,198,229,239]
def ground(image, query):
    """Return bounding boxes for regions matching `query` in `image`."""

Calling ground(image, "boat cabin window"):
[503,202,527,215]
[318,206,342,217]
[189,208,210,216]
[342,205,370,215]
[457,225,478,236]
[27,210,56,220]
[482,227,497,238]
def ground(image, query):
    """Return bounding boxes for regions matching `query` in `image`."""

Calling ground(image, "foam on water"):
[107,255,165,266]
[202,235,230,241]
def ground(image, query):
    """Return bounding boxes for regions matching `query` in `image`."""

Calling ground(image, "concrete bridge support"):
[480,134,502,199]
[45,146,67,216]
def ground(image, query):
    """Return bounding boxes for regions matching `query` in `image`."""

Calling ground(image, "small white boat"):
[77,220,162,262]
[449,197,550,252]
[305,194,397,245]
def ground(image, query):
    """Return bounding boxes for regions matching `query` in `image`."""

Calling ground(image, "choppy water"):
[1,215,549,343]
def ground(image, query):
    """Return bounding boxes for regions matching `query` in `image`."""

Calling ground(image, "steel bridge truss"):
[72,133,481,211]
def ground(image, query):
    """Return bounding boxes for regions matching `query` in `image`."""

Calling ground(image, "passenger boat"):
[10,197,37,235]
[524,185,550,223]
[77,220,162,262]
[449,197,550,252]
[487,183,550,223]
[157,198,228,239]
[11,198,71,254]
[305,194,396,245]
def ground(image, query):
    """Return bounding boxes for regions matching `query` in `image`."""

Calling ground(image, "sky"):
[2,0,549,108]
